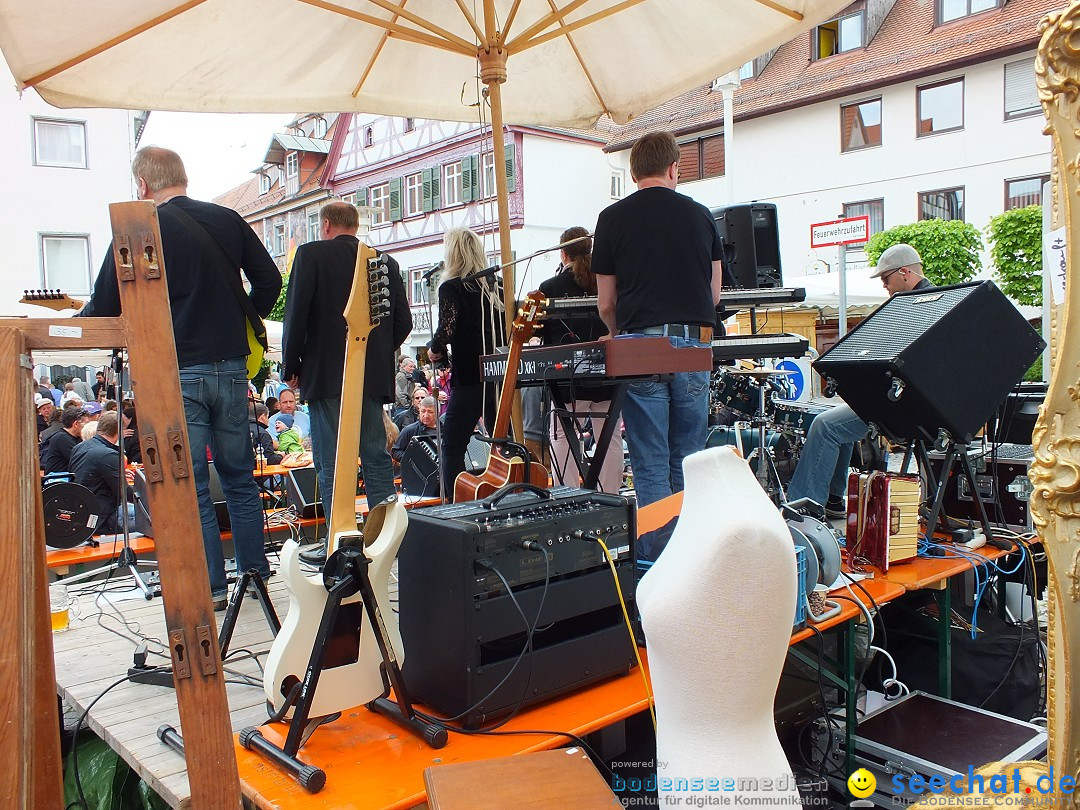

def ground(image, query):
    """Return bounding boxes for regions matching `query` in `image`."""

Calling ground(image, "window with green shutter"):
[389,177,403,221]
[422,166,441,212]
[462,155,480,204]
[505,143,516,193]
[355,187,368,206]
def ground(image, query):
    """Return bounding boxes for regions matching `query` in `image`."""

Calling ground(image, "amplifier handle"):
[482,482,554,510]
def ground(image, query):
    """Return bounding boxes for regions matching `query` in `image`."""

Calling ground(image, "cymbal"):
[725,368,797,378]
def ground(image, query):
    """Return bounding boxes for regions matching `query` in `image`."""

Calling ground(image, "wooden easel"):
[0,201,241,807]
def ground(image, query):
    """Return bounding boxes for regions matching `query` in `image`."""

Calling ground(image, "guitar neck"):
[328,244,377,550]
[490,327,524,440]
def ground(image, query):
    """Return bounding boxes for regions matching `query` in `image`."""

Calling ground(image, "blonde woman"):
[427,228,506,498]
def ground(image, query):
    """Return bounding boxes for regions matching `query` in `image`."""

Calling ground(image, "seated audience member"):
[41,406,90,474]
[249,402,283,465]
[81,421,99,442]
[268,388,310,439]
[391,396,438,463]
[59,383,83,408]
[394,387,428,430]
[69,411,135,534]
[273,414,304,454]
[265,396,279,418]
[122,405,141,465]
[84,401,103,421]
[103,399,119,413]
[36,395,54,438]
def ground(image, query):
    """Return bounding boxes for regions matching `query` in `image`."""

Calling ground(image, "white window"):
[307,210,320,242]
[1004,58,1040,120]
[939,0,1000,24]
[313,118,328,138]
[33,118,87,168]
[259,173,271,195]
[610,170,624,199]
[274,223,286,255]
[813,12,863,60]
[443,161,463,207]
[285,152,298,178]
[405,172,423,217]
[41,234,91,294]
[410,267,426,304]
[365,127,374,148]
[341,192,356,206]
[917,78,964,136]
[738,60,754,81]
[370,183,390,226]
[481,151,497,199]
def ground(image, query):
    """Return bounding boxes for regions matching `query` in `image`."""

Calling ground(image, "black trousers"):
[439,382,496,497]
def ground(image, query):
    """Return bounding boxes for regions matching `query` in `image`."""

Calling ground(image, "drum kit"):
[708,366,832,501]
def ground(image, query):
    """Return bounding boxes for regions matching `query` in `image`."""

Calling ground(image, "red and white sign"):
[810,216,869,249]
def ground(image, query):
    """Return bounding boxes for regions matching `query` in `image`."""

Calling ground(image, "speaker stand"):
[902,440,993,543]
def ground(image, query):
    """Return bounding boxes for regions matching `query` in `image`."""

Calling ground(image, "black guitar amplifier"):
[398,486,637,728]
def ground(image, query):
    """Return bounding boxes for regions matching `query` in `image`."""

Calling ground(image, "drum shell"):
[773,401,827,433]
[712,372,760,417]
[706,426,790,457]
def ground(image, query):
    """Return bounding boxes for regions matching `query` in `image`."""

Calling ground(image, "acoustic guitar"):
[20,290,84,311]
[454,291,549,502]
[263,245,410,720]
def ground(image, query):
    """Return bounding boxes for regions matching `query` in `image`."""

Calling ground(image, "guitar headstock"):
[21,289,84,311]
[343,244,391,338]
[514,291,548,343]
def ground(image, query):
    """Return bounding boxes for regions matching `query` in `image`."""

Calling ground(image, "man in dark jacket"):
[80,146,282,607]
[70,411,133,534]
[282,201,411,562]
[41,406,89,474]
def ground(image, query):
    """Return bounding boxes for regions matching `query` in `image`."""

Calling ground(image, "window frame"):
[285,152,299,178]
[916,77,965,138]
[812,11,864,61]
[481,151,497,199]
[409,266,426,305]
[307,210,320,242]
[313,117,328,138]
[1004,175,1050,211]
[676,133,725,183]
[404,172,424,217]
[369,183,391,227]
[839,96,883,153]
[918,186,966,221]
[404,118,416,133]
[259,173,271,195]
[442,161,464,207]
[273,223,286,256]
[610,170,624,200]
[32,117,88,169]
[841,199,885,248]
[39,233,92,294]
[1003,58,1040,121]
[937,0,1001,25]
[364,127,374,148]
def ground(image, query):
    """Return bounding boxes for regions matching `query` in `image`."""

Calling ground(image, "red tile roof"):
[606,0,1061,150]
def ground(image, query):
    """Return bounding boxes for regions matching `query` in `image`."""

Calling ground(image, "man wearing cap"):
[787,244,930,516]
[36,395,54,438]
[41,406,90,474]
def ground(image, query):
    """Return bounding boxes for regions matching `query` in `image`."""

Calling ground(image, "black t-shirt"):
[592,187,722,333]
[42,430,81,474]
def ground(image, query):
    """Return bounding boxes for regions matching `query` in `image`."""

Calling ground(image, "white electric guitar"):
[263,243,406,720]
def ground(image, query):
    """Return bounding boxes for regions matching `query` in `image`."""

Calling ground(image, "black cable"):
[805,624,838,780]
[65,673,136,810]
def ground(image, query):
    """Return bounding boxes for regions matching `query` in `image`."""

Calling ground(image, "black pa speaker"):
[401,435,441,497]
[132,461,230,537]
[813,281,1046,444]
[285,466,323,518]
[712,203,782,288]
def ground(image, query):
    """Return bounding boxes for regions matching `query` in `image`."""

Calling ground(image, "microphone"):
[464,264,501,282]
[421,260,444,281]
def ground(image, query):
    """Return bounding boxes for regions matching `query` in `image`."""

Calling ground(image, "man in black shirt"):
[593,131,724,560]
[391,397,439,463]
[41,406,89,475]
[70,412,133,534]
[81,146,281,607]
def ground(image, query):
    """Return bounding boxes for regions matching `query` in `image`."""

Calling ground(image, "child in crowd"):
[273,414,305,454]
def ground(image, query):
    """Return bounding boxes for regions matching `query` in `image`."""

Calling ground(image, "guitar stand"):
[239,545,447,793]
[900,439,993,543]
[219,569,281,660]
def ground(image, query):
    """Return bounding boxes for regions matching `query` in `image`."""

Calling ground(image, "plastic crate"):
[793,545,808,630]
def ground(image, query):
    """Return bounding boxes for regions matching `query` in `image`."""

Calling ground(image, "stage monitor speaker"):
[712,203,782,288]
[401,435,441,497]
[285,466,323,519]
[813,281,1046,444]
[132,461,230,537]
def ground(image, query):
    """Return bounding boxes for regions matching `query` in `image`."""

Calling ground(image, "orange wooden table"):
[234,652,652,810]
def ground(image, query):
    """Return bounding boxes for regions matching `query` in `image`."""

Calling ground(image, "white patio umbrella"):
[0,0,852,384]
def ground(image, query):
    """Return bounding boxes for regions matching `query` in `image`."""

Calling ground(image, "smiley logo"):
[847,768,876,798]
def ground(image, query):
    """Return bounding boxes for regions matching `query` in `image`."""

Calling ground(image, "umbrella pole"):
[480,30,525,443]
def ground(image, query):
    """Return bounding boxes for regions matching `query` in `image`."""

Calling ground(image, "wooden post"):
[109,200,242,807]
[0,327,63,808]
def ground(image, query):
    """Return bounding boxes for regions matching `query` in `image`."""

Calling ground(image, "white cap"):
[870,243,923,278]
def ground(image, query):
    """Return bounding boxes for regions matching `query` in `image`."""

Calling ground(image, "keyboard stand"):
[901,440,993,541]
[547,381,629,492]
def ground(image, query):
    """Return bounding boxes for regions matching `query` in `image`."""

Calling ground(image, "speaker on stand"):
[711,203,782,289]
[813,280,1045,540]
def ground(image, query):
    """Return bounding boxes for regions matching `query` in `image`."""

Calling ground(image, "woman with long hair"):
[427,227,505,498]
[538,226,624,493]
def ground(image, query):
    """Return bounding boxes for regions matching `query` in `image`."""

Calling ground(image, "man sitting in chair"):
[69,411,135,534]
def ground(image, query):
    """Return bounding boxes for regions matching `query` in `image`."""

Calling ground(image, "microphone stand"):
[421,268,447,505]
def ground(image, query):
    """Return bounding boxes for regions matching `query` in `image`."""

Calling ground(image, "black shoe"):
[825,495,847,519]
[298,544,327,567]
[212,595,228,612]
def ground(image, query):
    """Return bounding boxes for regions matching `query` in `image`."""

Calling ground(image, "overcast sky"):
[138,111,294,201]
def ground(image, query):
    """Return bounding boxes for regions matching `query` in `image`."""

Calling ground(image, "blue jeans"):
[621,338,709,559]
[786,403,865,506]
[180,357,268,597]
[308,396,396,521]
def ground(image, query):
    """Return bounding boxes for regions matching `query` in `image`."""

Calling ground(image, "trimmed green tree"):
[865,220,982,285]
[986,205,1042,306]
